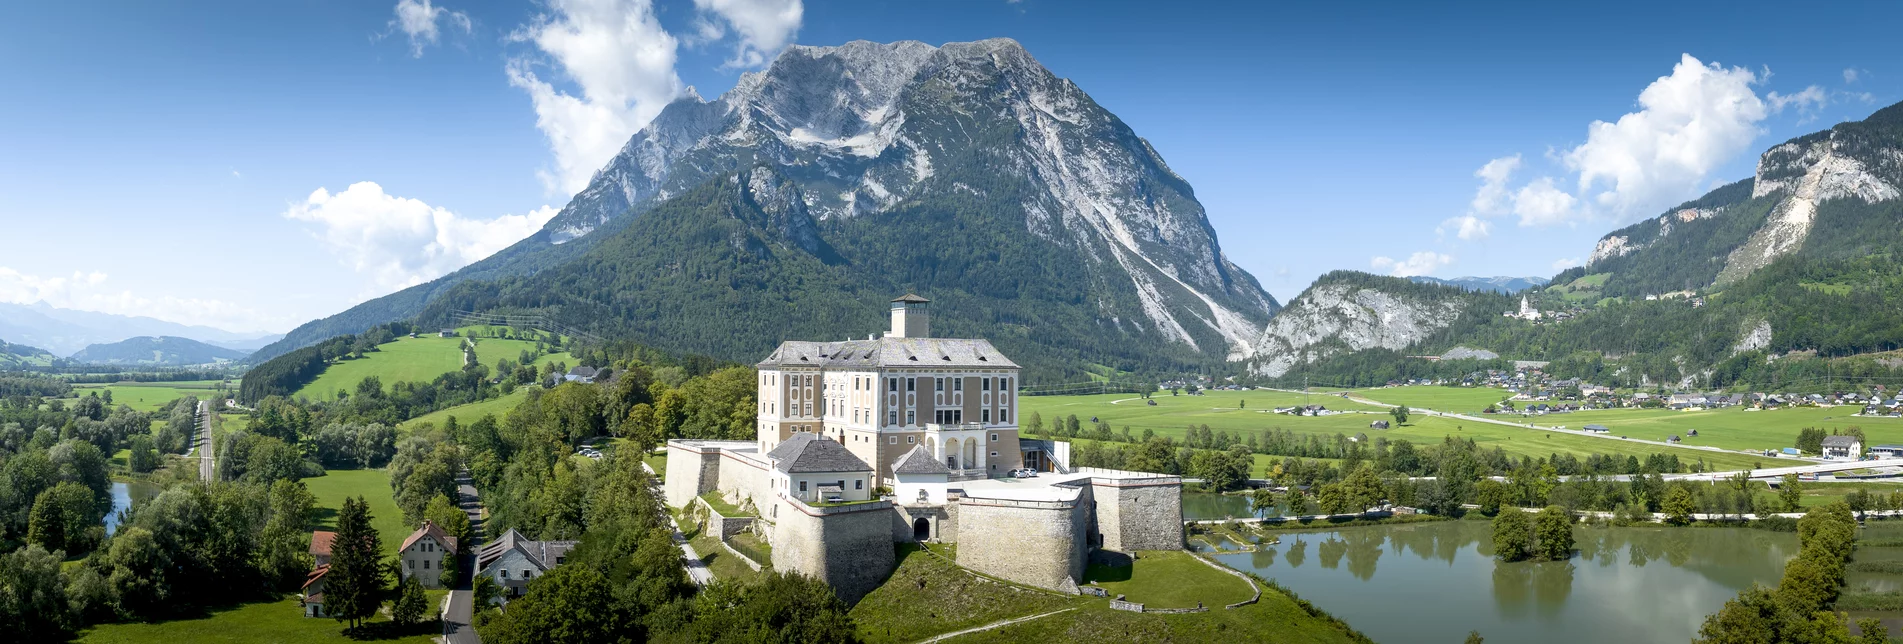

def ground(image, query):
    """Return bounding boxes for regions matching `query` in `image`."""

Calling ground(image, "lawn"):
[71,381,226,412]
[643,451,668,481]
[1525,405,1903,454]
[294,336,467,401]
[852,544,1083,644]
[398,388,533,432]
[1019,391,1384,437]
[1082,550,1254,609]
[943,574,1364,644]
[76,595,438,644]
[677,511,761,583]
[1028,392,1767,471]
[304,469,411,550]
[1350,385,1515,414]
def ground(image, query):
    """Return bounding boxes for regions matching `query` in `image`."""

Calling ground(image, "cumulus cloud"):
[1551,257,1581,270]
[0,268,287,333]
[1371,252,1454,278]
[1512,177,1579,227]
[1844,68,1863,84]
[391,0,471,57]
[1469,155,1520,217]
[1438,215,1491,241]
[509,0,685,195]
[692,0,803,68]
[284,182,557,296]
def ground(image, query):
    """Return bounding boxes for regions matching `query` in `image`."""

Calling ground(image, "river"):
[106,481,161,535]
[1204,520,1797,643]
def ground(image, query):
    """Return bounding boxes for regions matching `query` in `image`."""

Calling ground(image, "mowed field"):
[71,380,228,412]
[303,468,411,549]
[1521,404,1903,454]
[399,387,532,432]
[77,595,438,644]
[293,336,467,401]
[1349,385,1515,414]
[1021,391,1766,470]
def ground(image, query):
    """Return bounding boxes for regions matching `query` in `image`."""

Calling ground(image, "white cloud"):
[1565,54,1769,221]
[509,0,685,195]
[1551,257,1581,270]
[1439,215,1491,241]
[1469,155,1521,217]
[0,268,287,333]
[692,0,803,68]
[1370,251,1454,278]
[284,182,557,296]
[1512,177,1579,227]
[391,0,471,57]
[1844,68,1863,84]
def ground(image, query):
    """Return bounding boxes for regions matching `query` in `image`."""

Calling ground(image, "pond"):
[1181,491,1281,521]
[106,481,161,535]
[1210,520,1798,644]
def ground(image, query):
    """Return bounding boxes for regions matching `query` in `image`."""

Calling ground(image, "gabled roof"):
[310,531,336,556]
[302,564,330,591]
[399,520,458,556]
[756,337,1018,369]
[766,433,873,474]
[892,293,930,303]
[892,444,950,475]
[1822,435,1861,447]
[567,366,597,378]
[476,528,578,573]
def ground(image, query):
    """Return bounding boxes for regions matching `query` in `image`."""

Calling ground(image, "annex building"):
[665,295,1183,601]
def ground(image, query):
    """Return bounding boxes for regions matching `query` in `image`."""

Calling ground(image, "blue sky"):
[0,0,1895,334]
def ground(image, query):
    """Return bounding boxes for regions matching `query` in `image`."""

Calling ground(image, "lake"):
[1209,520,1798,644]
[106,481,161,535]
[1182,491,1279,521]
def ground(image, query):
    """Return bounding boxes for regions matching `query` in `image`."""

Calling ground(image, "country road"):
[196,400,214,482]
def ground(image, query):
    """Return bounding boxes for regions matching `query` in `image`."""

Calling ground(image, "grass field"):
[398,388,534,432]
[852,544,1082,644]
[1350,385,1515,414]
[1020,391,1383,434]
[71,380,226,412]
[76,595,438,644]
[1083,550,1254,608]
[294,336,467,401]
[1522,405,1903,454]
[304,469,410,549]
[1024,393,1766,470]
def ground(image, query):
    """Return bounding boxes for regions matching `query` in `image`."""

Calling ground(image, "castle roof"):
[892,293,930,303]
[891,444,950,475]
[765,433,873,474]
[756,337,1018,369]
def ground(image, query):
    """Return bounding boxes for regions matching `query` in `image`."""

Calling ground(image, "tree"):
[1533,506,1574,561]
[478,564,626,644]
[392,576,428,626]
[0,545,73,641]
[424,493,473,549]
[1466,632,1485,644]
[472,573,501,609]
[1780,473,1803,512]
[1694,584,1781,644]
[27,481,98,554]
[441,552,460,588]
[1857,617,1887,644]
[1286,489,1310,516]
[127,434,162,473]
[1663,486,1698,525]
[1389,405,1410,425]
[1473,479,1511,515]
[1492,509,1532,561]
[327,496,386,631]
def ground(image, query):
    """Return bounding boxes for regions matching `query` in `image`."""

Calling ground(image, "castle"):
[665,295,1183,601]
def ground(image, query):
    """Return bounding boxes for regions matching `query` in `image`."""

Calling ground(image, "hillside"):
[68,336,248,366]
[0,338,56,369]
[1246,272,1511,378]
[268,38,1278,379]
[1409,275,1548,294]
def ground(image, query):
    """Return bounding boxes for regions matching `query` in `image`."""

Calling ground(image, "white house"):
[764,433,875,505]
[891,444,950,505]
[476,528,578,602]
[1822,435,1863,460]
[397,520,459,589]
[300,565,329,617]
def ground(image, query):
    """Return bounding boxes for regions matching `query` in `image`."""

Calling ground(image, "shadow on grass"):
[311,506,340,530]
[346,618,442,641]
[1082,551,1134,584]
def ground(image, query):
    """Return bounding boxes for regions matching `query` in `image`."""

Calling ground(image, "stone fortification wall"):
[695,497,757,540]
[716,450,771,514]
[954,490,1088,592]
[1074,467,1183,552]
[664,441,727,508]
[770,497,896,604]
[892,505,952,542]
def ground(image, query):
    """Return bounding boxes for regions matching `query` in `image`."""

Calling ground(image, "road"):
[643,462,714,586]
[443,470,485,644]
[196,400,214,482]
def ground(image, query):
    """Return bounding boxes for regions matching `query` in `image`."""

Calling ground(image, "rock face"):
[262,38,1277,365]
[1248,281,1467,377]
[1717,133,1903,284]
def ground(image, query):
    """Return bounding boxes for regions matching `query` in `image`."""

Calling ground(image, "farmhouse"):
[299,565,329,617]
[665,295,1183,601]
[397,520,458,589]
[476,528,578,601]
[565,366,598,384]
[1822,435,1863,460]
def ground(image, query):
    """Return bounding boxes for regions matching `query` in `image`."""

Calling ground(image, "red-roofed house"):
[300,564,330,617]
[398,520,459,589]
[310,530,336,567]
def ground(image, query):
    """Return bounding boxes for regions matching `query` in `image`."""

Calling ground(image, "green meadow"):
[77,594,439,644]
[303,468,411,549]
[1350,385,1516,414]
[1022,391,1766,470]
[398,387,533,432]
[293,336,466,401]
[1521,404,1903,454]
[71,380,228,412]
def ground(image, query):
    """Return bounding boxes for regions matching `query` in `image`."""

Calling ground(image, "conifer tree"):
[326,496,386,631]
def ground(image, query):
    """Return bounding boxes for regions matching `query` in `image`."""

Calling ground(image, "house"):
[1583,424,1610,433]
[300,564,330,617]
[765,432,875,504]
[564,366,599,384]
[309,530,335,567]
[1821,435,1863,460]
[438,329,455,338]
[476,529,578,601]
[1370,420,1390,429]
[398,520,459,589]
[891,444,951,506]
[1870,444,1903,459]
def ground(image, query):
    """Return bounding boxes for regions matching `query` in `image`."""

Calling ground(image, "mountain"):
[263,39,1279,377]
[0,338,55,369]
[0,301,282,357]
[1247,272,1509,377]
[68,336,249,366]
[1408,275,1549,294]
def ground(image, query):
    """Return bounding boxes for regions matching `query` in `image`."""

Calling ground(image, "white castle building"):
[665,295,1183,601]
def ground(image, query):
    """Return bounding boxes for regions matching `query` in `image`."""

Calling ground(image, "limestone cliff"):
[1247,274,1472,377]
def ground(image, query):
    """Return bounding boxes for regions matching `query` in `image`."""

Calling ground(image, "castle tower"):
[889,293,931,338]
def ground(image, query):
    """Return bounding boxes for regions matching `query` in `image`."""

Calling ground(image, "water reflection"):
[1214,521,1797,644]
[106,481,160,535]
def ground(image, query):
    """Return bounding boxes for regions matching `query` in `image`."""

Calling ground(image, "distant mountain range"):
[0,338,55,369]
[1408,276,1549,294]
[68,336,249,366]
[0,301,282,357]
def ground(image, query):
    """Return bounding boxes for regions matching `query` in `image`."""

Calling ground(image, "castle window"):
[991,433,998,442]
[908,436,916,444]
[982,378,991,391]
[889,378,898,392]
[935,378,943,392]
[906,410,915,425]
[1001,409,1010,423]
[990,451,998,457]
[906,378,915,392]
[982,409,991,424]
[953,378,962,392]
[888,436,896,444]
[888,411,897,425]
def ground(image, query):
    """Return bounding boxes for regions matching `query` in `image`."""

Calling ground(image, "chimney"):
[888,293,930,338]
